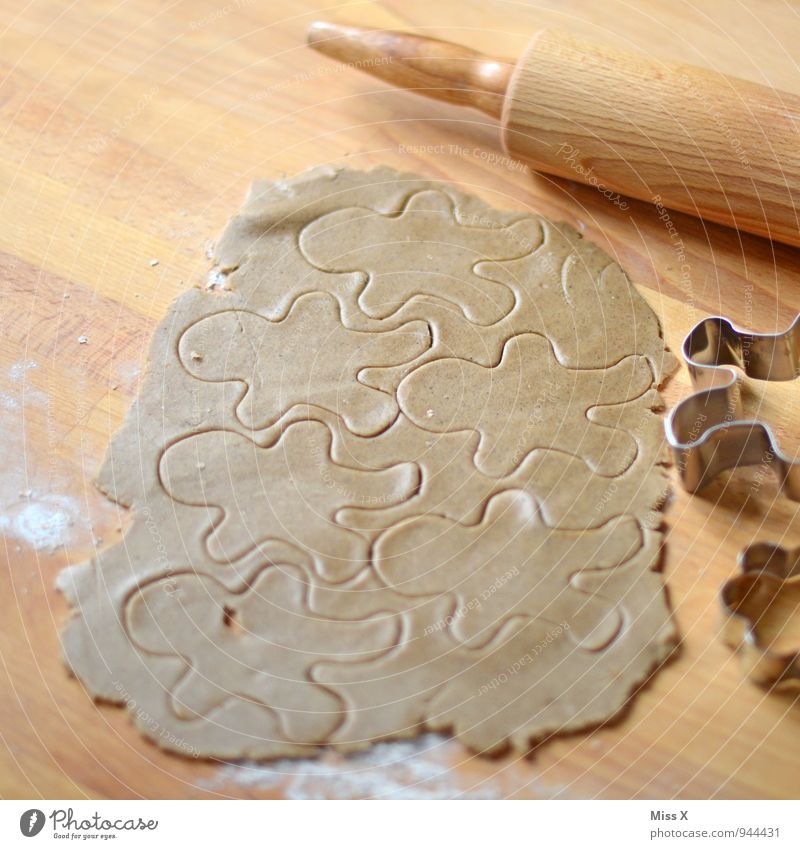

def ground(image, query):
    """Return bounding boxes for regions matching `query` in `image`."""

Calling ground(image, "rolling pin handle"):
[307,21,512,119]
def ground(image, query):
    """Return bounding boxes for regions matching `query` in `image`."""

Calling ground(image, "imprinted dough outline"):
[176,292,434,438]
[297,189,546,327]
[156,421,422,582]
[398,330,655,478]
[123,565,403,740]
[368,488,646,649]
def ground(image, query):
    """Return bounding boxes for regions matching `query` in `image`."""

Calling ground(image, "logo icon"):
[19,810,46,837]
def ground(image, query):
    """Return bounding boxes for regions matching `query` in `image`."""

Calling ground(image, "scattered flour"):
[0,494,82,551]
[202,734,507,800]
[206,268,229,291]
[4,360,48,408]
[9,360,38,381]
[114,361,142,384]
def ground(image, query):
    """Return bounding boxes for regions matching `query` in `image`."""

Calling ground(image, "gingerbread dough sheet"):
[59,166,678,760]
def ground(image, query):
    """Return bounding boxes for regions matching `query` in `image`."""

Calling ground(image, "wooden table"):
[3,0,800,800]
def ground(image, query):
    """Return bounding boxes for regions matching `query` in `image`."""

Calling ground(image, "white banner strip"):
[2,800,798,848]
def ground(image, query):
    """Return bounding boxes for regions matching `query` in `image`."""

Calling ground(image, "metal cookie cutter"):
[665,314,800,498]
[721,542,800,688]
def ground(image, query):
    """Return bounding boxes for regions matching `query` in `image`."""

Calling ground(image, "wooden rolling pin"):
[308,21,800,247]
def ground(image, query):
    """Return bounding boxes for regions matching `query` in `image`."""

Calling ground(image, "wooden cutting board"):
[2,0,800,800]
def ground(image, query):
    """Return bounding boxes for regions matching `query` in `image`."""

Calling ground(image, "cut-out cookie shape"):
[125,566,399,743]
[316,540,671,755]
[325,389,668,536]
[375,490,640,648]
[479,223,678,380]
[423,592,672,755]
[398,333,652,477]
[178,293,431,437]
[159,422,419,582]
[300,190,541,325]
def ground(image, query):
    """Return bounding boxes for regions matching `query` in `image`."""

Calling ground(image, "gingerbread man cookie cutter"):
[665,314,800,498]
[721,542,800,688]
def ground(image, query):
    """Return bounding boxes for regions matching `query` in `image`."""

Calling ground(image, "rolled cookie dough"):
[59,165,678,759]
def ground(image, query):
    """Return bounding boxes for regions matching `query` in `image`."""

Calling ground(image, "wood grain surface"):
[503,27,800,246]
[2,0,800,800]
